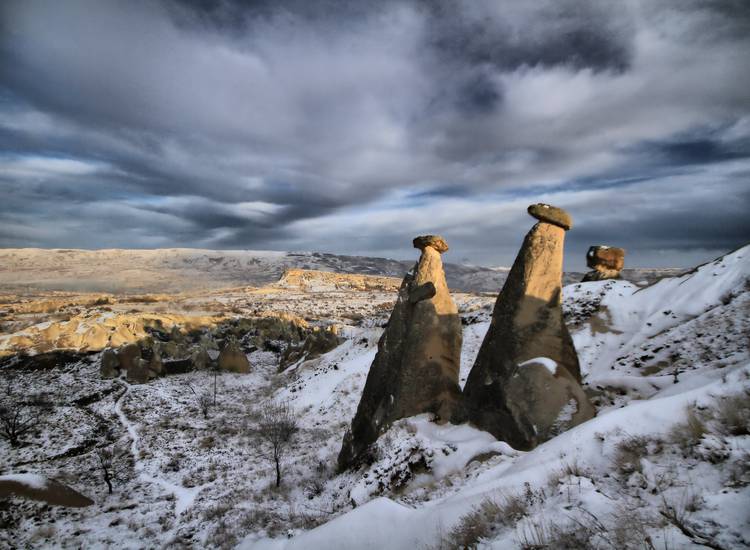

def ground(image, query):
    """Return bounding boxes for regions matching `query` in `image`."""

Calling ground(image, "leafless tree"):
[94,444,129,494]
[255,400,299,487]
[0,397,41,447]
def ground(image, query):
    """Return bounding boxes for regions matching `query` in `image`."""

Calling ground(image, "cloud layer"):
[1,0,749,269]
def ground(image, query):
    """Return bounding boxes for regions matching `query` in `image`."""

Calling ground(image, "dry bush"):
[441,493,529,549]
[517,517,553,550]
[727,450,750,487]
[94,444,130,494]
[668,405,707,454]
[613,435,651,476]
[203,502,233,522]
[204,519,238,550]
[610,506,658,549]
[714,392,750,437]
[658,492,721,550]
[199,435,215,449]
[0,396,45,447]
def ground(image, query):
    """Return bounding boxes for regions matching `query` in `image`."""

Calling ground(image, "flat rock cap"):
[527,203,573,230]
[413,235,449,253]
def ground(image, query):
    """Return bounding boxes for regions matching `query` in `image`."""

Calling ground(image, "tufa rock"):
[338,235,462,470]
[163,357,194,375]
[191,346,211,370]
[280,328,341,370]
[99,348,119,379]
[460,205,593,450]
[582,246,625,282]
[527,203,573,230]
[117,343,141,373]
[503,358,595,444]
[218,339,250,373]
[126,358,151,384]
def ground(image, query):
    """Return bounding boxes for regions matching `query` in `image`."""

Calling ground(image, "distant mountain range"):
[0,248,683,294]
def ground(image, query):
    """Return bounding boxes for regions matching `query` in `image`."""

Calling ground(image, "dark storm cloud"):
[0,0,749,267]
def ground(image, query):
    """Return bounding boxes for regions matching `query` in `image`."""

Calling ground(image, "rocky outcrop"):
[99,348,119,378]
[277,269,401,292]
[503,358,595,443]
[280,327,341,370]
[217,338,250,373]
[338,235,462,470]
[582,246,625,281]
[99,339,166,382]
[0,311,222,358]
[460,204,594,450]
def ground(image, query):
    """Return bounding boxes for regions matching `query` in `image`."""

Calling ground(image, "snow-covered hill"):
[241,244,750,549]
[0,248,677,295]
[1,245,747,549]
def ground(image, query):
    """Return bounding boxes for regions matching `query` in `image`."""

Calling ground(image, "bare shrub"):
[185,382,213,419]
[610,505,658,549]
[94,444,130,494]
[659,492,723,550]
[253,400,299,487]
[0,396,44,447]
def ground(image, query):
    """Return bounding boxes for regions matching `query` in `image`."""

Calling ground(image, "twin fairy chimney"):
[337,235,463,470]
[339,204,595,469]
[582,245,625,281]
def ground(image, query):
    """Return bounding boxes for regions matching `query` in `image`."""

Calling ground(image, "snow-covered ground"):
[1,246,748,549]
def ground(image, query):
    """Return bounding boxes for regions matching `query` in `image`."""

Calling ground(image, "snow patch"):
[0,473,48,489]
[518,357,557,374]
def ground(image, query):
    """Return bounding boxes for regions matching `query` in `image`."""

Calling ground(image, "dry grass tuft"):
[714,392,750,437]
[440,493,529,549]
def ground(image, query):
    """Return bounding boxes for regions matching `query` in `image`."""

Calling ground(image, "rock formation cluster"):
[98,326,249,383]
[338,235,463,469]
[340,204,596,466]
[96,313,339,383]
[582,246,625,281]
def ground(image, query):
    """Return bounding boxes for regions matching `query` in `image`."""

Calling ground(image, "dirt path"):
[113,381,202,515]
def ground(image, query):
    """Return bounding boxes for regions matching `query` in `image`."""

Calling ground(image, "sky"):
[1,0,749,270]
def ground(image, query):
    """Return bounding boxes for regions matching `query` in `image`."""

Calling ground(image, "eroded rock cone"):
[582,246,625,281]
[460,204,594,450]
[338,235,462,470]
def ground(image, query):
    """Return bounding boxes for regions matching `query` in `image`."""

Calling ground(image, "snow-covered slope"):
[1,246,747,549]
[240,245,750,550]
[566,244,750,409]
